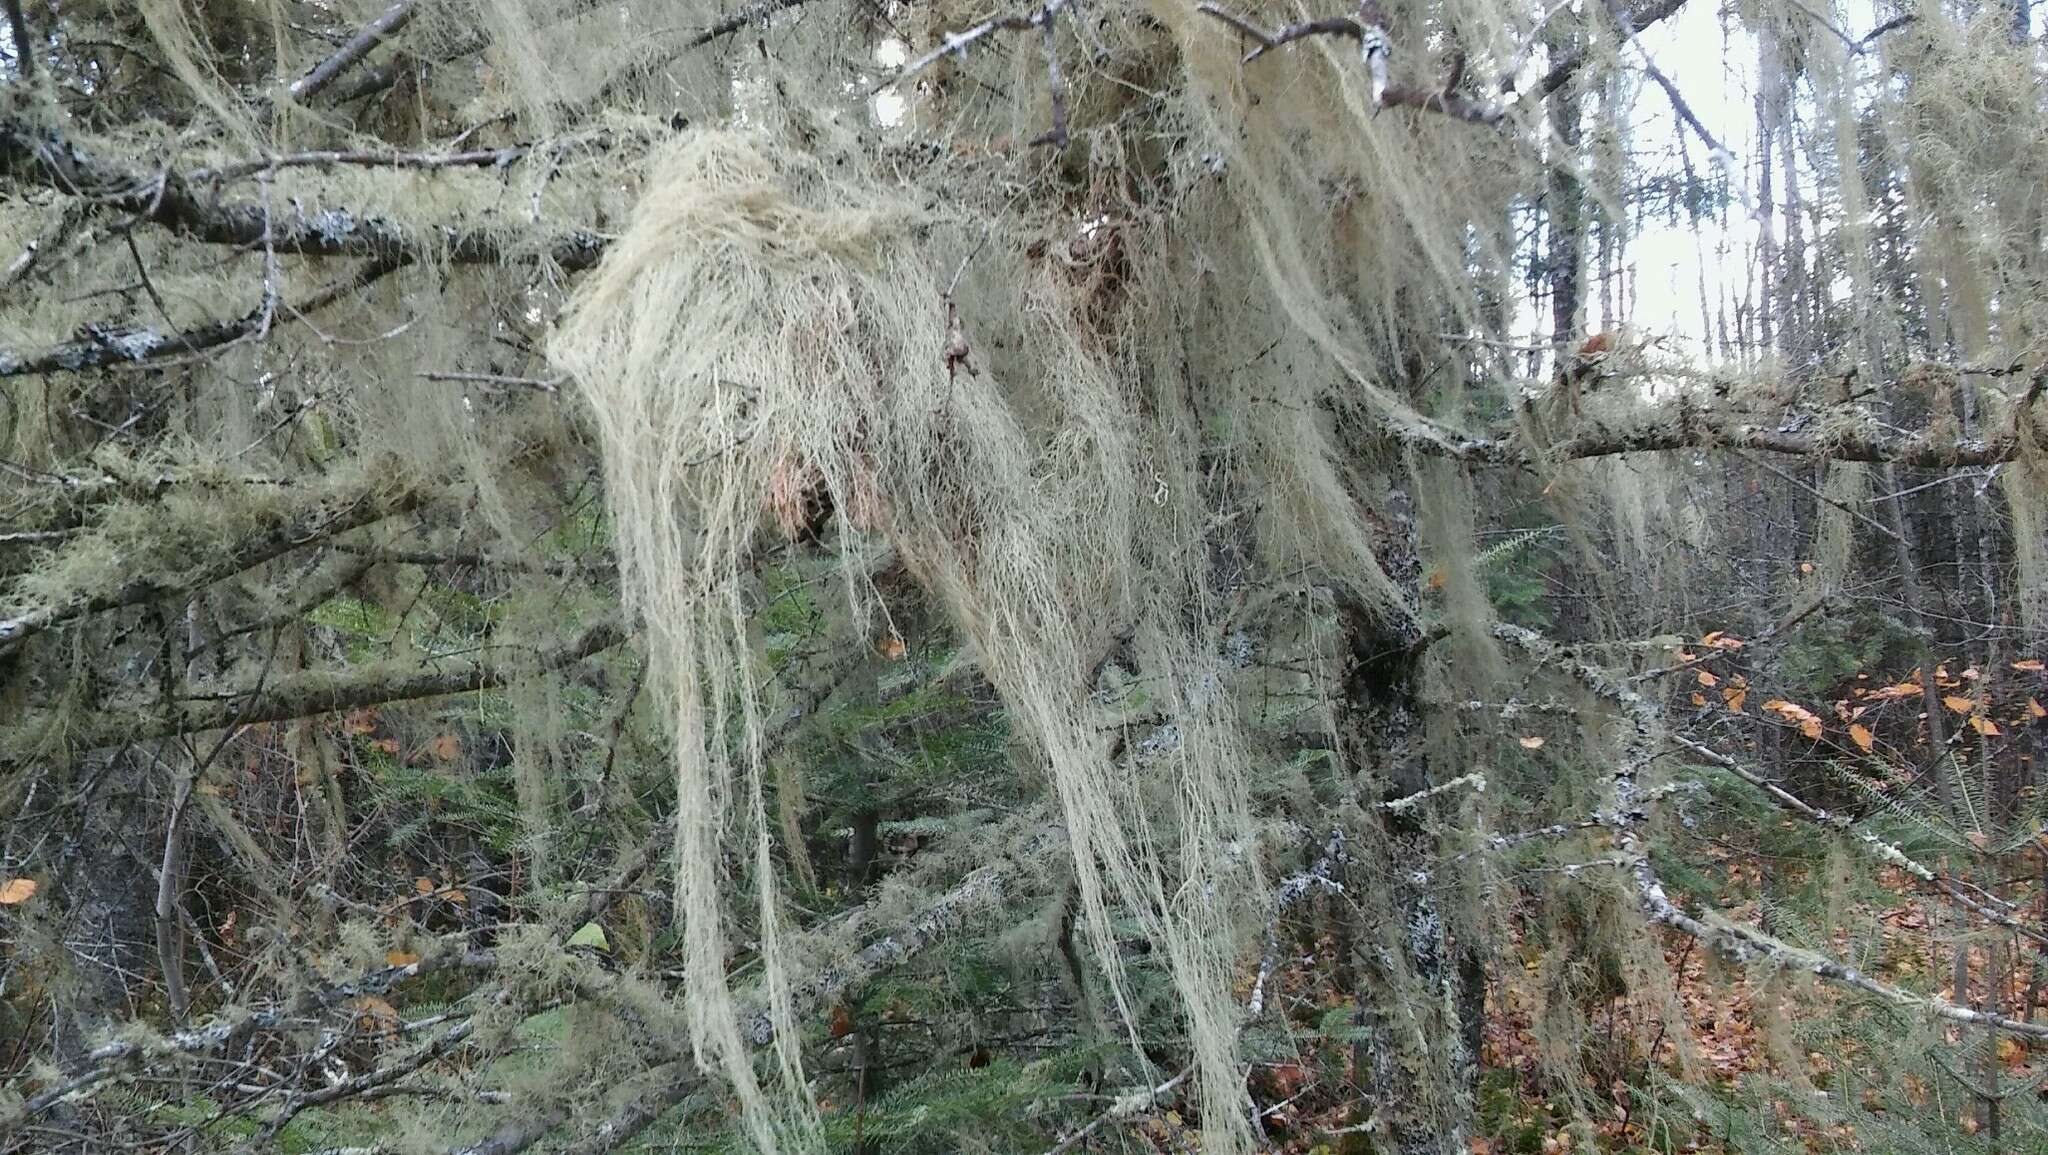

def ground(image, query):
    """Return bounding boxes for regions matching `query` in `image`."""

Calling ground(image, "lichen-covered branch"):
[1447,401,2037,468]
[0,256,402,377]
[0,118,605,268]
[11,614,627,757]
[0,482,425,648]
[1497,622,2048,1041]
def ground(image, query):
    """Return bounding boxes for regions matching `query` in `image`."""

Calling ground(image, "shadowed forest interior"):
[3,0,2048,1152]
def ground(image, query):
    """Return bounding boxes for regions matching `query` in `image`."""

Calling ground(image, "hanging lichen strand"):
[539,0,2048,1147]
[548,127,1258,1149]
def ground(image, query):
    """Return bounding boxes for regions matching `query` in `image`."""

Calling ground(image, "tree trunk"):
[1333,487,1482,1154]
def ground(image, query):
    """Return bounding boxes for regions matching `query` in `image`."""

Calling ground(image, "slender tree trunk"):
[1333,485,1482,1155]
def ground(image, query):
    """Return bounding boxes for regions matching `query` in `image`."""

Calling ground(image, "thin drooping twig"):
[289,1,418,101]
[1855,12,1919,52]
[1671,734,2048,947]
[417,370,565,393]
[681,0,820,48]
[1602,0,1749,213]
[1197,3,1509,125]
[1778,0,1863,55]
[1196,3,1363,63]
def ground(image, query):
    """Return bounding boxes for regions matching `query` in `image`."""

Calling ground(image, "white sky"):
[1601,0,1889,361]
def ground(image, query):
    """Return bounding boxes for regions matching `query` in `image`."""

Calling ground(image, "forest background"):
[2,1,2047,1153]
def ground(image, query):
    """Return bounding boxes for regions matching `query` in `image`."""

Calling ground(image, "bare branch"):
[288,2,418,102]
[1530,0,1688,98]
[1195,4,1362,62]
[1602,0,1747,210]
[3,0,33,82]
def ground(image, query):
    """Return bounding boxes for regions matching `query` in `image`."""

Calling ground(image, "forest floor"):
[1217,852,2044,1155]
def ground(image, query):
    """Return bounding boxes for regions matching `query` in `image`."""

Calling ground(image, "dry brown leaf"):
[0,878,36,904]
[429,734,461,762]
[415,877,435,895]
[1970,715,2002,737]
[1998,1037,2028,1068]
[1518,735,1545,749]
[2013,658,2045,672]
[1942,695,1975,714]
[1724,688,1748,712]
[352,995,401,1034]
[1849,724,1874,753]
[385,950,421,967]
[1696,670,1719,687]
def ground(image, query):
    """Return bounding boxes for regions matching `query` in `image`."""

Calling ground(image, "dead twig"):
[289,1,417,102]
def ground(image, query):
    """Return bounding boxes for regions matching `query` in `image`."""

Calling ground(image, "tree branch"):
[1496,622,2048,1042]
[21,614,627,756]
[0,255,402,378]
[0,118,605,269]
[452,854,1027,1155]
[1198,0,1693,127]
[1530,0,1688,97]
[1425,400,2034,468]
[0,482,424,648]
[288,2,418,102]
